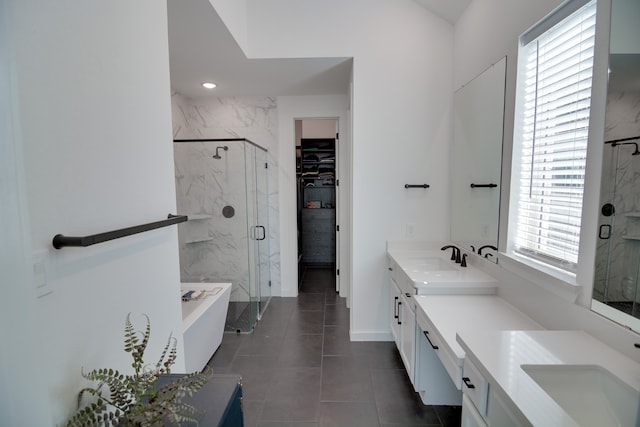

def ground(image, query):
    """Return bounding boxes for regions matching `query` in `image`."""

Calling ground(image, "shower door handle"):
[256,225,266,240]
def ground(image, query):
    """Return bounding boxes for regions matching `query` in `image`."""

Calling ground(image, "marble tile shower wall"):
[594,89,640,302]
[171,92,281,296]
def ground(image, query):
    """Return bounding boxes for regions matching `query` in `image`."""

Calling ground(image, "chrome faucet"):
[441,245,461,263]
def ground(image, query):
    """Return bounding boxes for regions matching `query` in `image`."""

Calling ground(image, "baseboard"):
[349,330,394,342]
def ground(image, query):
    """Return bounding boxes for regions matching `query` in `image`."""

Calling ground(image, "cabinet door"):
[462,394,489,427]
[390,279,401,346]
[399,292,415,383]
[487,389,530,427]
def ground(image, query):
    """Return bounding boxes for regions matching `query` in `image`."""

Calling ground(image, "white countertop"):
[456,330,640,427]
[388,248,497,292]
[415,295,543,367]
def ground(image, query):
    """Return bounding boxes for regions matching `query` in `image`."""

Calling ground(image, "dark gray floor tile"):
[366,341,405,370]
[380,424,440,427]
[375,400,440,426]
[211,267,448,427]
[371,368,440,425]
[302,267,336,282]
[208,332,245,368]
[320,355,375,402]
[261,368,321,422]
[242,399,264,427]
[318,402,380,427]
[237,330,287,356]
[230,355,279,401]
[325,291,343,306]
[258,422,319,427]
[260,298,296,322]
[287,310,325,335]
[322,326,369,356]
[370,368,417,404]
[278,334,323,367]
[324,304,349,326]
[297,293,326,311]
[300,280,333,293]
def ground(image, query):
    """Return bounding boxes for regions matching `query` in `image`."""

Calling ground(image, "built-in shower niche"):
[174,138,271,333]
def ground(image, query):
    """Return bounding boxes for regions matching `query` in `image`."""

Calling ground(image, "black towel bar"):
[470,183,498,188]
[405,184,430,189]
[52,214,188,249]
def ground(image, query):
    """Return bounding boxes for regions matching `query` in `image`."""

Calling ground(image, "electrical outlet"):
[33,250,52,298]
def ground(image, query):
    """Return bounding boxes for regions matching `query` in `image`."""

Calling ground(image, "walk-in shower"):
[173,138,271,332]
[594,136,640,318]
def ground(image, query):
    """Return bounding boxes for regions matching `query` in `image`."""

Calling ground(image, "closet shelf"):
[624,212,640,218]
[622,235,640,241]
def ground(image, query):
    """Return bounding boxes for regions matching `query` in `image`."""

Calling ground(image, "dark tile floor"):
[208,267,461,427]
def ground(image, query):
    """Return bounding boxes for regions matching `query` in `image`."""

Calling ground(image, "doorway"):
[295,119,340,292]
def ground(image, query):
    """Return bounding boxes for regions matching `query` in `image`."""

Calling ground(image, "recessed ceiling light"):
[202,82,216,89]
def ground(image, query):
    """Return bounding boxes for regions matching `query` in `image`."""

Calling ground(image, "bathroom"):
[3,0,640,426]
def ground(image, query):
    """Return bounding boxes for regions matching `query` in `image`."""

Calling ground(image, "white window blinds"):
[512,0,597,272]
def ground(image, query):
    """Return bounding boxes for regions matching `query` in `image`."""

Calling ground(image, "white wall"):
[244,0,454,339]
[208,0,249,54]
[0,2,51,424]
[10,0,184,423]
[455,0,640,361]
[277,95,350,299]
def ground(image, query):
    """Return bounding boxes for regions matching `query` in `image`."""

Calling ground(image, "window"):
[510,0,597,274]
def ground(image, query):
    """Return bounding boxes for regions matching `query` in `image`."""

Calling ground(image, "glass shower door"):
[255,147,271,318]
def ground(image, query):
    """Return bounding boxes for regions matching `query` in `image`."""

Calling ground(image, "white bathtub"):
[180,282,231,373]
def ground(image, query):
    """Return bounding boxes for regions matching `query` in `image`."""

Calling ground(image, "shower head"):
[213,145,228,159]
[611,141,640,155]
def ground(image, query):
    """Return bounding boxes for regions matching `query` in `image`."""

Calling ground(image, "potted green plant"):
[67,313,212,426]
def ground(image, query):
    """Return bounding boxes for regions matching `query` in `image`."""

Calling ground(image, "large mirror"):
[451,57,506,262]
[591,0,640,331]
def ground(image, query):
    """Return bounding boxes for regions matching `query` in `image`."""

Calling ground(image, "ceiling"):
[413,0,472,24]
[167,0,470,99]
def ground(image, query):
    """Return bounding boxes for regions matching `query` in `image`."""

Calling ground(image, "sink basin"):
[522,364,640,427]
[405,256,457,271]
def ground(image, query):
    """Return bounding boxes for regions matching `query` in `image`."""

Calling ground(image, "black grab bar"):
[470,183,498,188]
[405,184,430,189]
[52,214,187,249]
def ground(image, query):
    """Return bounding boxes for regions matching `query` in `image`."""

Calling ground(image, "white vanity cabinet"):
[389,276,401,346]
[461,358,528,427]
[388,258,417,385]
[462,394,488,427]
[399,290,416,382]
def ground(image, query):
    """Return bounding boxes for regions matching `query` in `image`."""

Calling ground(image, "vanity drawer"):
[387,256,400,283]
[462,358,489,417]
[416,306,462,388]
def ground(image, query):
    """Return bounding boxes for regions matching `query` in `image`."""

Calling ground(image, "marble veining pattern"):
[171,92,280,301]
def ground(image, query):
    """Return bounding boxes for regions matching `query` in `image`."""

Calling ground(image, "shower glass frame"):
[173,138,271,333]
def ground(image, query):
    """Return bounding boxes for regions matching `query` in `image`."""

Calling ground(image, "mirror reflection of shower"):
[594,135,640,319]
[213,145,228,159]
[605,136,640,155]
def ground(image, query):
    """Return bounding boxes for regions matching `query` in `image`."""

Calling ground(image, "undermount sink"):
[405,256,457,271]
[521,364,640,427]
